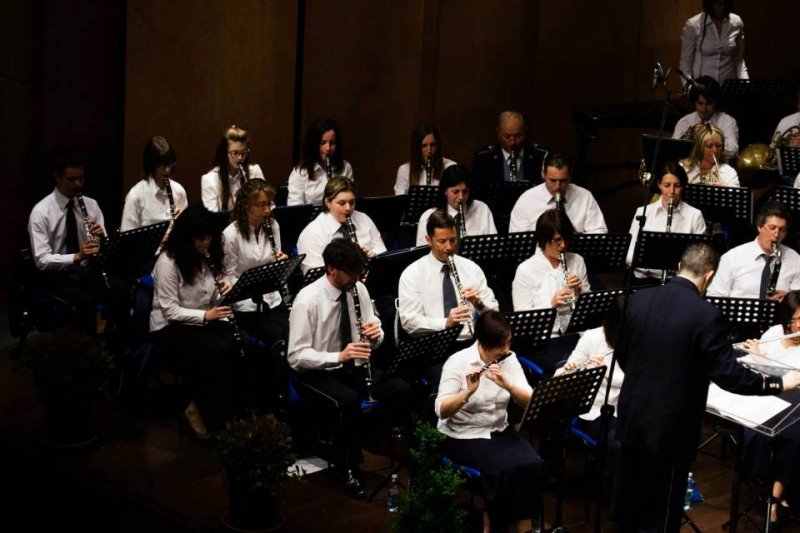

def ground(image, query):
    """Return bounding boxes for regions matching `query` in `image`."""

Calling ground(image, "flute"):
[734,331,800,352]
[205,252,246,358]
[564,350,614,373]
[474,352,513,375]
[447,255,474,336]
[75,191,110,290]
[350,284,376,401]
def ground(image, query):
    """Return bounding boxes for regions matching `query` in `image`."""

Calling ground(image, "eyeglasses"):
[228,150,251,158]
[252,201,273,209]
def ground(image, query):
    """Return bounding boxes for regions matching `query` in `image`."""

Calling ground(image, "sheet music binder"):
[683,183,752,223]
[564,288,626,336]
[221,255,304,305]
[387,326,463,377]
[571,233,631,274]
[98,220,170,278]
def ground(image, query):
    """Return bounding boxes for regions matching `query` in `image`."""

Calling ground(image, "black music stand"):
[386,326,463,379]
[402,186,438,224]
[642,134,693,191]
[358,195,408,237]
[771,186,800,213]
[571,233,632,275]
[485,180,533,233]
[564,289,626,336]
[632,231,715,275]
[98,221,170,279]
[503,309,557,357]
[365,245,429,301]
[705,296,777,342]
[684,183,753,225]
[516,365,607,529]
[778,147,800,178]
[220,256,304,306]
[272,204,320,253]
[301,266,326,287]
[722,79,788,103]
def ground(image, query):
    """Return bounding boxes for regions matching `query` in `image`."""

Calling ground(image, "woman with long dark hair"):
[201,125,265,212]
[393,124,456,195]
[680,0,748,86]
[287,117,353,206]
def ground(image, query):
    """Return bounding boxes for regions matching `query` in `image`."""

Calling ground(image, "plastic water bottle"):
[683,472,694,511]
[387,474,400,513]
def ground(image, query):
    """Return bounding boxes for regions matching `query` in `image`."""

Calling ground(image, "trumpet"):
[766,241,782,298]
[238,163,248,183]
[425,157,433,186]
[350,284,376,401]
[509,149,519,182]
[559,251,576,311]
[447,255,474,336]
[325,155,333,180]
[75,191,110,290]
[205,252,246,358]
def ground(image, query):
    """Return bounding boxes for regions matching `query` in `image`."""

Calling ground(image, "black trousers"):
[295,367,412,471]
[153,322,242,431]
[235,304,290,347]
[611,444,690,533]
[235,306,291,411]
[444,429,545,531]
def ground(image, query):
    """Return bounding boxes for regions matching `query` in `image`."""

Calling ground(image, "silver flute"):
[205,252,246,358]
[350,284,376,401]
[446,255,474,336]
[263,216,291,305]
[238,163,248,183]
[75,191,110,289]
[767,241,782,298]
[509,149,518,182]
[559,251,575,311]
[425,157,433,186]
[325,155,333,180]
[475,352,512,375]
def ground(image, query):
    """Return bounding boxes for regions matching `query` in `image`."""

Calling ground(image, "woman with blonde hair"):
[680,124,739,186]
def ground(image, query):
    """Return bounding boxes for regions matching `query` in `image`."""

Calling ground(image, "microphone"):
[675,68,705,95]
[651,62,665,89]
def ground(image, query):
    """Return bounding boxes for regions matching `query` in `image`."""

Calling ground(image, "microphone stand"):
[591,65,677,532]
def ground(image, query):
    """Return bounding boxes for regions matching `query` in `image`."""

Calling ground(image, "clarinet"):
[325,155,333,180]
[509,149,519,182]
[767,242,782,298]
[661,198,675,284]
[349,284,376,401]
[425,157,433,186]
[164,176,176,218]
[345,214,359,244]
[446,255,475,336]
[554,192,563,213]
[205,252,246,358]
[238,163,248,183]
[263,217,291,305]
[457,202,468,243]
[75,191,110,290]
[559,251,576,311]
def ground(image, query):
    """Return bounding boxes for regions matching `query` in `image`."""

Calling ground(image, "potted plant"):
[15,328,113,445]
[392,421,466,533]
[215,413,300,531]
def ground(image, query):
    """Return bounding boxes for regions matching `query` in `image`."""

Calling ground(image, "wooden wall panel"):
[124,0,297,211]
[300,0,426,196]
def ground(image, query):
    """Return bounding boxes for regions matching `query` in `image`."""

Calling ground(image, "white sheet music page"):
[706,383,791,427]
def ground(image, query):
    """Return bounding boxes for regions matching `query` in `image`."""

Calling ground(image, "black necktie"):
[64,199,79,254]
[339,291,352,349]
[442,264,458,318]
[759,253,772,299]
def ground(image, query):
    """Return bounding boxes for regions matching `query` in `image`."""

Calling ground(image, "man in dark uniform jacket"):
[471,111,547,231]
[611,243,800,532]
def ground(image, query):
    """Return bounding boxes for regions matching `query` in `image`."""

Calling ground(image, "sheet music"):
[706,383,790,427]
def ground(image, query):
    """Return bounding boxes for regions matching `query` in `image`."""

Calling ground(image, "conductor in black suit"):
[611,242,800,532]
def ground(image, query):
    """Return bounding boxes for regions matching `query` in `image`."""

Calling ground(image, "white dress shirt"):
[626,200,707,278]
[512,248,590,334]
[287,161,354,206]
[683,161,740,186]
[435,342,531,439]
[121,178,189,231]
[28,188,106,271]
[753,325,800,363]
[775,112,800,140]
[398,252,499,342]
[150,252,217,332]
[201,164,265,212]
[222,220,283,312]
[509,183,608,234]
[554,327,623,421]
[393,157,456,195]
[672,111,739,158]
[296,210,386,273]
[680,12,748,86]
[287,276,382,372]
[707,239,800,298]
[415,200,497,246]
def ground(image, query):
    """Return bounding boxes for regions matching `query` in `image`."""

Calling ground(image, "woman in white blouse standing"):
[150,204,241,439]
[436,310,544,533]
[121,136,188,231]
[393,124,456,195]
[287,117,353,206]
[680,0,748,86]
[680,124,740,186]
[201,125,265,212]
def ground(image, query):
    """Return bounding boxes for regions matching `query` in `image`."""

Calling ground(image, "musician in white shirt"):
[415,164,497,246]
[708,202,800,300]
[509,152,607,234]
[287,117,354,206]
[296,177,386,274]
[399,210,498,344]
[288,239,411,499]
[201,125,265,212]
[680,124,739,186]
[393,124,456,195]
[121,136,188,231]
[672,76,739,158]
[680,0,748,86]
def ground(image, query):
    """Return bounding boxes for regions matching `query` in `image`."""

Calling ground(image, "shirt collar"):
[321,275,342,301]
[426,251,449,268]
[501,147,525,160]
[53,187,71,209]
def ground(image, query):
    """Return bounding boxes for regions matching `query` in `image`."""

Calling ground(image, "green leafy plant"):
[215,413,300,498]
[393,421,466,533]
[16,328,113,400]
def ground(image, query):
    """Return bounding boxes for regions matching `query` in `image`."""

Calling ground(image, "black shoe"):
[340,468,366,499]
